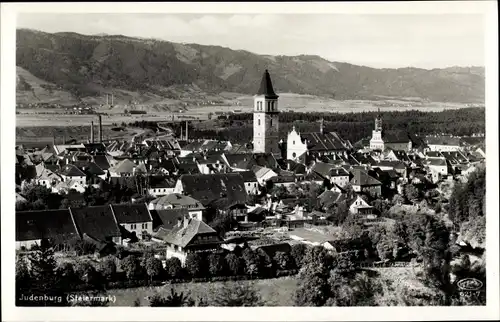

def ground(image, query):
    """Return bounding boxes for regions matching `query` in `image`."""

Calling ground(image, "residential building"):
[70,205,123,245]
[148,193,205,221]
[349,196,376,219]
[110,204,153,240]
[160,218,222,265]
[350,169,382,196]
[16,209,80,250]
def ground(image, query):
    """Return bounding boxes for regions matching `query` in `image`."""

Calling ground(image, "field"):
[107,277,299,306]
[105,266,431,306]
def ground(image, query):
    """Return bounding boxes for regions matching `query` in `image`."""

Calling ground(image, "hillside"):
[16,29,485,105]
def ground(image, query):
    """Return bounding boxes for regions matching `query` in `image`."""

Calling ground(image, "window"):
[258,119,261,126]
[293,141,295,145]
[270,119,272,126]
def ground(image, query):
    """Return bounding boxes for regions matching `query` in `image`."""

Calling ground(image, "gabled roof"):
[300,132,350,151]
[93,155,111,171]
[150,193,205,210]
[318,190,344,208]
[150,208,189,231]
[427,159,448,167]
[252,165,276,179]
[178,173,248,207]
[16,209,79,242]
[224,153,253,169]
[350,169,382,186]
[74,161,105,176]
[375,160,406,169]
[70,205,121,242]
[111,203,152,224]
[238,170,258,183]
[162,219,219,247]
[59,164,86,177]
[110,159,141,174]
[382,130,412,143]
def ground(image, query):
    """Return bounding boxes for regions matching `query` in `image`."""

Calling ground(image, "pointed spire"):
[257,69,279,99]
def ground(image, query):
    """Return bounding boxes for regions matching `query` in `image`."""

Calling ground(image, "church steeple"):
[375,108,382,132]
[253,70,280,154]
[257,69,279,99]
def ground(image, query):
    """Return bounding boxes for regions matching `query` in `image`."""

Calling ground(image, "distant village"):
[15,70,486,277]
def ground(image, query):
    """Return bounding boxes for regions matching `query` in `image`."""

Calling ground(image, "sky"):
[17,13,485,69]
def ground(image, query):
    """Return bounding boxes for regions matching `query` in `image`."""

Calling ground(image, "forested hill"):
[16,28,485,103]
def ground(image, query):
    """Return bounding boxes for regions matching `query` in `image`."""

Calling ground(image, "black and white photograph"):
[1,1,498,321]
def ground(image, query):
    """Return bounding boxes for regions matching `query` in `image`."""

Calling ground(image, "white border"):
[1,2,498,321]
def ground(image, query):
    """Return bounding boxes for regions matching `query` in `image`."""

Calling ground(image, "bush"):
[164,257,183,279]
[98,256,117,281]
[225,253,243,276]
[120,255,143,280]
[185,253,206,278]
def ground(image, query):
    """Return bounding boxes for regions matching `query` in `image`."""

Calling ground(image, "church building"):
[369,110,424,152]
[286,118,352,162]
[253,70,281,156]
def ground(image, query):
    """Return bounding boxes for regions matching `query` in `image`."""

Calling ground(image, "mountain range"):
[16,28,485,105]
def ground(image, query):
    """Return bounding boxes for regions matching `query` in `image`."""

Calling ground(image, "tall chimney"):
[320,117,324,134]
[106,94,109,106]
[180,126,183,140]
[111,94,114,107]
[52,134,56,146]
[185,121,188,141]
[90,121,94,144]
[98,115,103,143]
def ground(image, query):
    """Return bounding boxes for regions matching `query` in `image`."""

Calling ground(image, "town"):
[15,70,486,307]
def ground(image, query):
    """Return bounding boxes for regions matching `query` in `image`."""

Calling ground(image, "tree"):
[148,289,196,307]
[225,253,243,276]
[273,251,292,270]
[376,236,395,261]
[210,282,263,306]
[23,239,68,306]
[185,253,206,278]
[392,193,405,205]
[98,256,117,281]
[164,257,183,279]
[326,201,349,225]
[15,256,32,305]
[120,255,143,280]
[75,261,102,288]
[404,184,421,202]
[290,243,308,269]
[294,275,330,306]
[207,253,226,276]
[56,262,80,289]
[241,248,260,276]
[145,257,164,282]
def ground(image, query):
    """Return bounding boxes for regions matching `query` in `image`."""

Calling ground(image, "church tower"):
[253,70,280,155]
[369,108,384,151]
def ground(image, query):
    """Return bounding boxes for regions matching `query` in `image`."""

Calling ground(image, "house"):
[222,153,254,172]
[323,236,372,255]
[426,136,463,152]
[73,161,107,182]
[34,164,62,189]
[70,205,123,245]
[52,179,86,194]
[374,160,408,179]
[195,153,226,174]
[59,164,86,186]
[269,175,297,189]
[109,159,147,177]
[150,208,190,231]
[110,204,153,240]
[148,193,205,221]
[147,176,177,197]
[350,169,382,196]
[349,196,376,219]
[426,158,451,177]
[252,165,278,185]
[287,125,352,161]
[161,218,222,265]
[175,157,201,174]
[239,171,260,195]
[311,162,350,187]
[16,209,80,250]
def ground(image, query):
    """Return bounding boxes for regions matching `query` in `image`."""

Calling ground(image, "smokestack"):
[90,121,94,144]
[52,134,55,146]
[111,94,114,107]
[106,94,109,106]
[320,118,324,134]
[180,126,183,140]
[185,121,188,141]
[98,115,103,143]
